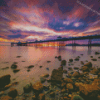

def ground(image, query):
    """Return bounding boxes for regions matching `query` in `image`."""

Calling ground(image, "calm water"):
[0,45,100,96]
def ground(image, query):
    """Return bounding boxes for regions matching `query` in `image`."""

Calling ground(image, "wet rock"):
[71,95,84,100]
[0,74,11,88]
[40,66,42,68]
[84,62,92,68]
[58,56,61,61]
[13,69,20,73]
[61,60,66,65]
[38,93,45,100]
[63,78,73,83]
[16,56,21,58]
[11,64,17,69]
[0,96,13,100]
[91,58,97,61]
[82,66,89,72]
[32,82,43,92]
[23,83,32,93]
[46,68,49,70]
[28,65,34,69]
[50,92,55,97]
[69,59,73,62]
[95,52,100,55]
[8,88,18,98]
[47,61,51,63]
[74,57,79,61]
[1,67,9,70]
[72,72,80,78]
[66,83,73,90]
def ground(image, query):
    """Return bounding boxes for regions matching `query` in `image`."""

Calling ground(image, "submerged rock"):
[8,88,18,98]
[0,74,11,88]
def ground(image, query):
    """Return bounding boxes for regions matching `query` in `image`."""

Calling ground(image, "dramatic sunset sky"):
[0,0,100,42]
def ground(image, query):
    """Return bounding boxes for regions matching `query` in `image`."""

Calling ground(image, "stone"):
[71,95,84,100]
[74,57,79,61]
[90,68,99,75]
[16,56,21,58]
[98,57,100,59]
[84,62,92,68]
[66,83,73,90]
[81,61,84,65]
[28,65,34,69]
[91,58,97,61]
[42,74,49,78]
[69,59,73,62]
[63,70,67,73]
[90,56,93,58]
[40,66,42,68]
[40,77,46,83]
[1,67,9,70]
[72,72,80,78]
[11,64,17,69]
[43,85,49,91]
[95,52,100,55]
[0,96,13,100]
[47,61,51,63]
[8,88,18,98]
[23,83,32,93]
[74,67,79,70]
[61,60,66,65]
[55,56,57,58]
[63,78,73,83]
[46,68,49,70]
[38,93,45,100]
[82,66,89,72]
[58,56,61,61]
[32,82,43,92]
[13,69,20,73]
[0,74,11,88]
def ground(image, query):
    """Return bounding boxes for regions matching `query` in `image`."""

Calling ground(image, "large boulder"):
[0,74,11,88]
[8,88,18,98]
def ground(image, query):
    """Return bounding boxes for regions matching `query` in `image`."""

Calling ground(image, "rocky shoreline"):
[0,52,100,100]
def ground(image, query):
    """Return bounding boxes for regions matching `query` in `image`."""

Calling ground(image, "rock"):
[69,59,73,62]
[1,67,9,70]
[79,79,100,100]
[90,56,93,58]
[32,95,36,100]
[74,67,79,70]
[40,77,46,83]
[72,72,80,78]
[42,74,49,78]
[50,92,55,97]
[61,88,66,93]
[91,58,97,61]
[47,61,51,63]
[23,83,32,93]
[32,82,43,92]
[63,78,73,83]
[81,61,84,65]
[28,65,34,69]
[55,56,57,58]
[13,69,20,73]
[74,57,79,61]
[27,69,30,72]
[90,68,99,75]
[38,93,45,100]
[66,83,73,90]
[98,57,100,59]
[4,84,12,90]
[68,67,73,70]
[8,88,18,98]
[63,70,67,73]
[11,64,17,69]
[82,66,89,72]
[50,68,63,85]
[43,85,49,91]
[95,52,100,55]
[0,74,11,88]
[84,62,92,68]
[0,91,4,96]
[46,68,49,70]
[58,56,61,61]
[80,54,83,56]
[71,95,84,100]
[0,96,13,100]
[61,60,66,65]
[12,82,19,86]
[16,56,21,58]
[40,66,42,68]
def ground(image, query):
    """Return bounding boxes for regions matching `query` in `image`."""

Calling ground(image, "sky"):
[0,0,100,42]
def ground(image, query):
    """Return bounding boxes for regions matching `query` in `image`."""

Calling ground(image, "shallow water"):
[0,46,100,98]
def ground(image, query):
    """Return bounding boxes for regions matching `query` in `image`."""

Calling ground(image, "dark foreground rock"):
[8,88,18,98]
[23,83,32,93]
[0,74,11,89]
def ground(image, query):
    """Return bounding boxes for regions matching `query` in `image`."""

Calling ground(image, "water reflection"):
[88,46,92,55]
[72,46,76,54]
